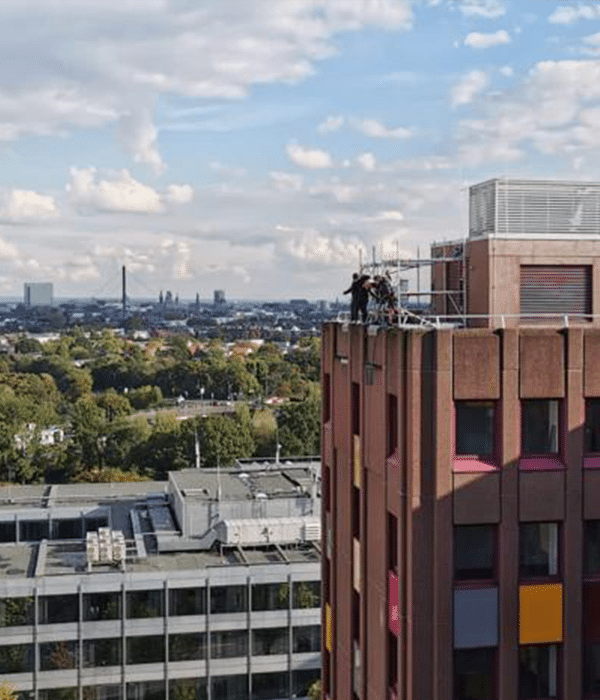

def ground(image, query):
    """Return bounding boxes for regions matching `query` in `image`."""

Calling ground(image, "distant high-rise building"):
[165,290,173,306]
[214,289,226,306]
[159,290,164,305]
[23,282,53,307]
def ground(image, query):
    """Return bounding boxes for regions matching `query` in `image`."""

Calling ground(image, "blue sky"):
[2,0,600,300]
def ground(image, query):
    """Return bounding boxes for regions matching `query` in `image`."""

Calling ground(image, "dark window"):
[39,690,77,700]
[210,585,247,614]
[323,373,331,423]
[169,587,206,616]
[586,399,600,453]
[126,682,165,700]
[39,595,79,624]
[0,596,34,627]
[456,401,495,457]
[168,632,206,661]
[352,486,360,540]
[454,648,496,700]
[211,630,248,659]
[323,465,330,511]
[82,685,123,700]
[352,590,360,642]
[520,523,559,579]
[126,636,165,664]
[252,627,289,656]
[211,675,248,700]
[19,519,49,542]
[83,592,121,621]
[14,693,34,700]
[387,394,398,457]
[85,516,108,533]
[40,640,78,670]
[52,518,82,540]
[323,649,331,696]
[293,625,320,654]
[168,679,207,700]
[522,400,559,455]
[352,382,360,435]
[585,521,600,576]
[83,638,122,668]
[252,671,289,700]
[388,512,398,573]
[252,583,289,611]
[584,643,600,696]
[519,645,558,699]
[0,643,33,673]
[293,581,321,609]
[0,521,15,543]
[126,590,164,618]
[454,525,496,581]
[388,631,398,693]
[292,669,320,699]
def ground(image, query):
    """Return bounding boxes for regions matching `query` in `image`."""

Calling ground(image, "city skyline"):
[1,1,600,299]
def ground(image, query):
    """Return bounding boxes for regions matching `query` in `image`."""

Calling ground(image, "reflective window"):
[40,640,78,670]
[522,400,559,454]
[126,682,165,700]
[39,595,79,624]
[585,521,600,576]
[82,686,123,700]
[586,399,600,453]
[293,625,321,654]
[15,693,34,700]
[0,521,15,543]
[251,583,289,611]
[83,592,122,621]
[210,630,248,659]
[169,587,206,616]
[19,519,49,542]
[83,638,122,667]
[0,596,34,627]
[252,627,289,656]
[168,633,206,662]
[51,518,82,540]
[519,645,558,699]
[0,643,33,673]
[211,675,248,700]
[454,648,496,700]
[292,669,320,699]
[252,671,289,700]
[126,590,163,618]
[126,636,165,664]
[520,523,559,578]
[584,643,600,696]
[293,581,320,609]
[454,525,496,581]
[168,679,207,700]
[210,585,247,614]
[39,690,77,700]
[455,402,494,457]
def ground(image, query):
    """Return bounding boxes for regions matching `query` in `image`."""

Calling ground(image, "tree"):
[128,385,163,409]
[0,681,16,700]
[73,467,150,483]
[192,409,255,469]
[277,393,321,457]
[69,397,106,468]
[96,389,131,422]
[14,336,42,354]
[308,679,321,700]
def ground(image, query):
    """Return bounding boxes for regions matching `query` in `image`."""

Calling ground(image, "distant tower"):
[159,290,164,305]
[165,290,173,306]
[214,289,226,306]
[24,283,53,307]
[122,266,127,320]
[175,293,179,305]
[195,293,200,309]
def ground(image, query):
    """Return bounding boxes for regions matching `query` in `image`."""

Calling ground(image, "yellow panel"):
[325,603,332,652]
[353,435,361,488]
[519,583,563,644]
[353,537,361,593]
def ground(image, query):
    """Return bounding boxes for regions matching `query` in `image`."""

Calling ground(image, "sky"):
[3,0,600,301]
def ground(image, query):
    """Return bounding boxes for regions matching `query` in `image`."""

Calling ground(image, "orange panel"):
[519,584,563,644]
[325,603,332,652]
[354,435,361,488]
[353,537,361,593]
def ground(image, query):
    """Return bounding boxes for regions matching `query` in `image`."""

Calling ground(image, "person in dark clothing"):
[357,274,371,323]
[343,273,361,321]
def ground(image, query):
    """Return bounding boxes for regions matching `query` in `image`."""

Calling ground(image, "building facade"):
[0,461,321,700]
[322,179,600,700]
[23,284,53,308]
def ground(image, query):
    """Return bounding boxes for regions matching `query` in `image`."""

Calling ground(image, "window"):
[456,402,495,457]
[454,525,496,581]
[388,512,398,573]
[453,648,496,700]
[126,590,163,618]
[252,671,289,700]
[293,581,321,609]
[0,643,33,673]
[520,523,559,579]
[19,519,49,542]
[126,682,165,700]
[168,679,207,700]
[211,675,248,700]
[388,631,398,693]
[83,592,121,621]
[584,643,600,696]
[352,486,360,540]
[82,685,123,700]
[292,670,320,699]
[252,627,289,656]
[387,394,398,457]
[352,382,360,435]
[0,521,15,543]
[585,521,600,576]
[210,585,247,614]
[519,645,558,699]
[323,465,330,511]
[210,630,248,659]
[522,400,559,455]
[251,583,289,611]
[39,690,77,700]
[85,516,108,533]
[126,636,165,665]
[168,633,206,662]
[52,518,82,540]
[83,638,122,668]
[293,625,320,654]
[586,399,600,453]
[39,595,79,624]
[323,373,331,423]
[39,640,78,670]
[0,596,34,627]
[169,587,206,616]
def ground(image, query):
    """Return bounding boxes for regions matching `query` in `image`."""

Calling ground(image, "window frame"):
[453,646,498,700]
[518,643,561,700]
[521,399,562,458]
[454,400,497,462]
[454,524,498,585]
[519,522,561,583]
[586,399,600,455]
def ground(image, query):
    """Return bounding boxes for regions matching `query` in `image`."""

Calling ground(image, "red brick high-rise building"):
[321,180,600,700]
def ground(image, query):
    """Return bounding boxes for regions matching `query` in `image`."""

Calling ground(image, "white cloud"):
[464,29,510,49]
[357,152,377,171]
[372,210,404,222]
[270,171,304,192]
[117,111,165,175]
[286,143,334,169]
[166,184,195,204]
[451,70,489,107]
[548,5,600,25]
[1,189,59,219]
[499,65,514,77]
[458,0,506,19]
[317,115,344,134]
[353,118,411,139]
[584,32,600,47]
[282,229,366,266]
[0,236,19,260]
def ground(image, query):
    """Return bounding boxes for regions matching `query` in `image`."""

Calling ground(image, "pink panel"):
[389,571,399,636]
[585,456,600,469]
[453,458,498,473]
[519,457,564,470]
[386,450,400,470]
